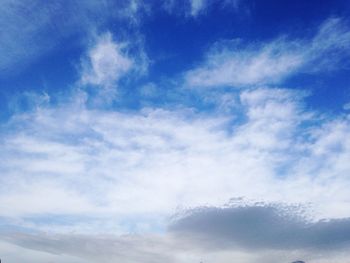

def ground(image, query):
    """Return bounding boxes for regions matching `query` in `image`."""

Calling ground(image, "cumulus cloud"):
[186,18,350,87]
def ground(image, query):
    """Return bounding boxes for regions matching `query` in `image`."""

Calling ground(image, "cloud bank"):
[170,204,350,251]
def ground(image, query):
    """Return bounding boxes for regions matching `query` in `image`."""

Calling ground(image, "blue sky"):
[1,1,350,262]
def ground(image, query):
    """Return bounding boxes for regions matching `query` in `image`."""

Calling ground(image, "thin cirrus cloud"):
[186,18,350,88]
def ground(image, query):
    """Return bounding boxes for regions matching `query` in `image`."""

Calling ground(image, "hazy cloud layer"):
[1,232,175,263]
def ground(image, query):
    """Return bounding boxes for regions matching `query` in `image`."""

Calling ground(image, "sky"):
[1,0,350,262]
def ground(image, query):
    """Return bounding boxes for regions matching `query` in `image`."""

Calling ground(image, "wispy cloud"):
[162,0,242,18]
[189,0,242,16]
[0,0,147,74]
[186,18,350,88]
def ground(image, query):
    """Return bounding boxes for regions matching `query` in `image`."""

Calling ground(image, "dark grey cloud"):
[169,204,350,251]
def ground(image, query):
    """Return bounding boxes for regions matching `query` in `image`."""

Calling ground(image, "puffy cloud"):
[186,18,350,88]
[81,32,133,89]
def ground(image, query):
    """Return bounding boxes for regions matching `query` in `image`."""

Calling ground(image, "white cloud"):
[1,87,350,228]
[1,86,350,261]
[186,18,350,88]
[81,32,133,89]
[187,39,303,87]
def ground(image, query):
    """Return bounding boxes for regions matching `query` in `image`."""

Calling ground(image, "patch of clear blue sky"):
[0,0,350,120]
